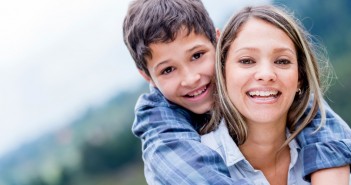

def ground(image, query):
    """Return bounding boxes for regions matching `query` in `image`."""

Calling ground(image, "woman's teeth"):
[248,90,278,97]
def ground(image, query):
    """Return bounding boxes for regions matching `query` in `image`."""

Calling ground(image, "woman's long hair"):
[201,5,332,147]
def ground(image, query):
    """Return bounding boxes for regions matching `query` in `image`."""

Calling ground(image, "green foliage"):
[1,1,350,185]
[0,84,148,185]
[274,0,351,125]
[81,129,140,174]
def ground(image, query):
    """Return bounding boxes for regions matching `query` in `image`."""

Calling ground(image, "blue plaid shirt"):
[132,85,351,185]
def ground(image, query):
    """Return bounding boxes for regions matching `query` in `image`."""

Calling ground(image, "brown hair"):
[123,0,216,76]
[202,5,331,147]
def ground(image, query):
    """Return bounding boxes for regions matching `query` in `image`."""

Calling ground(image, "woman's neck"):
[239,120,290,185]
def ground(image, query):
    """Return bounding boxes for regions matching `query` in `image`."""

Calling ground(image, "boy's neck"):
[190,111,211,130]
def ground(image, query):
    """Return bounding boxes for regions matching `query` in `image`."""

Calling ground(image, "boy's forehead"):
[150,29,211,50]
[148,30,212,56]
[150,27,209,45]
[145,30,215,69]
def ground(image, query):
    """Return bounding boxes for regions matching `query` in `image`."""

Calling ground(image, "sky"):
[0,0,269,157]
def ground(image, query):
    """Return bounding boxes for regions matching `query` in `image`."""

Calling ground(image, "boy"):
[123,0,351,184]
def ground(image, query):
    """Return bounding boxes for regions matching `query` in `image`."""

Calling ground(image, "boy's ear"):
[138,69,156,86]
[216,28,221,40]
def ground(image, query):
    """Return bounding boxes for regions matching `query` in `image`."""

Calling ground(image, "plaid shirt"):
[297,101,351,181]
[132,85,351,185]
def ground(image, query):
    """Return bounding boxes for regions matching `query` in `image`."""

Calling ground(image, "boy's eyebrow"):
[186,45,203,53]
[154,60,170,71]
[153,45,206,71]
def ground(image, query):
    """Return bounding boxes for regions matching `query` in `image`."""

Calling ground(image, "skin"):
[138,23,349,184]
[225,18,299,126]
[139,29,216,114]
[224,17,350,185]
[224,18,299,185]
[311,166,350,185]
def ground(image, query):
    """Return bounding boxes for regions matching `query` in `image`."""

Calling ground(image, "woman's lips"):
[246,89,281,103]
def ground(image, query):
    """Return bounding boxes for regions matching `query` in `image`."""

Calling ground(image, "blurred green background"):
[0,0,350,185]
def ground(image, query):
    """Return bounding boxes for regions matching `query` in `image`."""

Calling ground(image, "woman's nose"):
[254,63,277,82]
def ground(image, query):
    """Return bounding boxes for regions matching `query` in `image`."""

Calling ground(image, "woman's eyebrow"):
[273,47,296,55]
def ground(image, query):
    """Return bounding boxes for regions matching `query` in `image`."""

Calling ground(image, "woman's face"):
[224,18,299,125]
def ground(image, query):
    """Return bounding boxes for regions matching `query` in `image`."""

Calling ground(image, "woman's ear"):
[296,81,302,94]
[138,69,156,86]
[298,80,301,89]
[216,28,221,40]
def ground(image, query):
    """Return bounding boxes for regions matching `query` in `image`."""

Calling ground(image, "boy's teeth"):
[248,90,278,97]
[188,86,207,97]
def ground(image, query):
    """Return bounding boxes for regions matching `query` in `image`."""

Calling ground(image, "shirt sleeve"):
[132,104,254,185]
[297,99,351,181]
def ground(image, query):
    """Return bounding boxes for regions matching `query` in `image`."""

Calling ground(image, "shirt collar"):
[204,120,301,168]
[287,131,301,170]
[209,120,246,166]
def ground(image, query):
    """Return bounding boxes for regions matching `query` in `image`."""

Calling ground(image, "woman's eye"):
[191,52,204,61]
[239,59,254,64]
[161,67,175,75]
[275,59,291,65]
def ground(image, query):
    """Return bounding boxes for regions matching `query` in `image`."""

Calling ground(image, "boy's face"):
[140,30,215,114]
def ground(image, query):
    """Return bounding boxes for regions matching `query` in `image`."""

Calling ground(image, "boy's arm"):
[297,99,351,181]
[133,104,253,184]
[310,165,350,185]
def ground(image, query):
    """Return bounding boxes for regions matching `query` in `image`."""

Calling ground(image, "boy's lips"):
[184,84,210,98]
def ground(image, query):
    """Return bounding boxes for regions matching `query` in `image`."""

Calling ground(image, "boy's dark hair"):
[123,0,216,76]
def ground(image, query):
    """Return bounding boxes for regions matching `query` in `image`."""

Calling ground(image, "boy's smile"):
[184,84,209,99]
[140,29,216,114]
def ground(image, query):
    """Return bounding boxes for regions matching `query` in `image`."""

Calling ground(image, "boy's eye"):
[161,67,175,75]
[191,52,204,61]
[239,58,255,64]
[275,59,291,65]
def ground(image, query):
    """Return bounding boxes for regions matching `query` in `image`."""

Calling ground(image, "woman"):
[201,5,350,185]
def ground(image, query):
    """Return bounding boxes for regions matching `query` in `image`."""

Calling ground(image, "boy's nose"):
[181,72,201,87]
[254,63,277,82]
